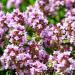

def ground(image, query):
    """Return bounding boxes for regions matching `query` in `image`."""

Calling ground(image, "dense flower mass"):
[48,50,75,75]
[6,9,25,27]
[40,9,75,48]
[24,6,48,32]
[8,25,27,46]
[35,0,64,16]
[0,0,75,75]
[0,41,48,75]
[0,11,8,47]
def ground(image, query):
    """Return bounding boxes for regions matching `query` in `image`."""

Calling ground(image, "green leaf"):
[20,2,27,12]
[29,0,36,5]
[1,0,7,5]
[44,47,53,54]
[71,49,75,59]
[47,16,56,24]
[26,26,35,37]
[63,39,69,43]
[53,72,60,75]
[0,70,3,75]
[0,47,3,55]
[6,71,9,75]
[57,6,66,19]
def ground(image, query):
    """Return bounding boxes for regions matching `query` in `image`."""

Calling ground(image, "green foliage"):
[71,49,75,59]
[53,72,60,75]
[0,70,16,75]
[48,6,66,24]
[44,47,53,54]
[26,26,35,37]
[29,0,36,5]
[0,47,3,56]
[63,39,69,43]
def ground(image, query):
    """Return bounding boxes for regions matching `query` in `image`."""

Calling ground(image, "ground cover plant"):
[0,0,75,75]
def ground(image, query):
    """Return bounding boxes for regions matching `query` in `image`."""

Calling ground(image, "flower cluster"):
[8,25,27,46]
[64,0,75,9]
[35,0,64,16]
[40,8,75,49]
[0,0,75,75]
[6,9,25,28]
[24,6,48,33]
[0,11,8,47]
[48,49,75,75]
[0,41,48,75]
